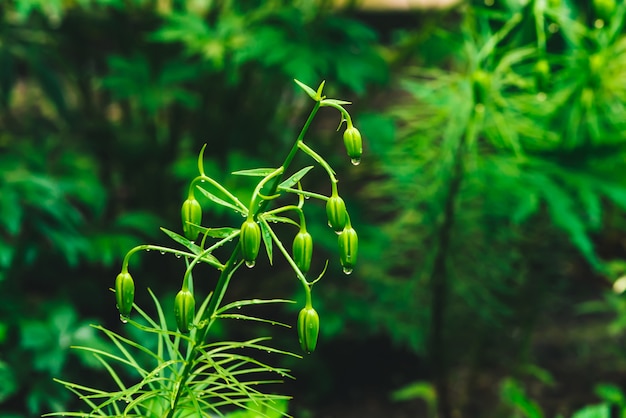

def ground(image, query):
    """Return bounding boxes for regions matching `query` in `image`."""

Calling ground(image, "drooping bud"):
[338,226,358,274]
[240,219,261,267]
[174,289,195,333]
[292,230,313,276]
[343,126,362,165]
[115,271,135,318]
[297,306,320,354]
[326,193,347,233]
[181,197,202,241]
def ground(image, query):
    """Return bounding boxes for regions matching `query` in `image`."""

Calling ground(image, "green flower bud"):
[338,226,358,274]
[292,230,313,275]
[240,219,261,267]
[343,126,362,165]
[174,289,195,333]
[115,271,135,318]
[326,193,347,233]
[181,197,202,241]
[297,306,319,354]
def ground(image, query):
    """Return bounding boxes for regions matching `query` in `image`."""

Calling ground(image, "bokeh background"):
[2,0,626,417]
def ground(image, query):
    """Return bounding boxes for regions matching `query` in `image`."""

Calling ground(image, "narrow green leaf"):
[215,299,294,315]
[294,79,317,100]
[321,98,352,106]
[232,168,279,177]
[196,185,243,213]
[259,219,273,265]
[263,215,299,228]
[217,314,291,328]
[278,166,314,189]
[194,226,239,239]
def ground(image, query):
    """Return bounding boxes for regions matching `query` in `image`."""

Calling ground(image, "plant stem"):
[429,107,479,418]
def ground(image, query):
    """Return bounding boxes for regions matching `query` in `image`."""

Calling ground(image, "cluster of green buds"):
[113,80,364,360]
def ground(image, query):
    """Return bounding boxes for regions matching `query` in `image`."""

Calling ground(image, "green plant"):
[46,80,364,417]
[343,1,626,416]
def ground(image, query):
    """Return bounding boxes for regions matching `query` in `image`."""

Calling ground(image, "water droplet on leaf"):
[342,267,353,275]
[245,260,256,268]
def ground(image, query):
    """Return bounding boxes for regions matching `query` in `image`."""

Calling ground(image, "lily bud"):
[240,219,261,267]
[181,197,202,241]
[297,306,320,354]
[338,226,358,274]
[343,126,362,165]
[174,289,195,333]
[326,193,347,233]
[292,230,313,276]
[115,271,135,318]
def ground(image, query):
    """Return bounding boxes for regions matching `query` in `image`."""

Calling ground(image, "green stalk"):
[165,100,321,418]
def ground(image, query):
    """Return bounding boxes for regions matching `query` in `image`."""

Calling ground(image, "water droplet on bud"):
[350,157,361,166]
[342,267,353,275]
[245,260,256,268]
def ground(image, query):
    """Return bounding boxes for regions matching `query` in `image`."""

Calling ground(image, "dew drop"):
[334,230,342,235]
[146,248,151,252]
[342,267,353,275]
[237,306,241,309]
[175,253,182,259]
[245,260,256,268]
[266,350,271,353]
[200,179,206,182]
[119,314,129,323]
[160,250,166,255]
[304,195,310,200]
[350,157,361,166]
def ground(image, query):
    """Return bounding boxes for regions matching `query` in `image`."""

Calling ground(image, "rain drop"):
[146,248,151,252]
[175,253,182,259]
[160,250,166,255]
[342,267,353,275]
[304,195,310,200]
[245,260,256,268]
[350,157,361,166]
[237,306,241,310]
[334,230,342,235]
[119,314,128,324]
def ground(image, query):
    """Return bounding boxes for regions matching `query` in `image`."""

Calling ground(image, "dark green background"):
[1,0,626,417]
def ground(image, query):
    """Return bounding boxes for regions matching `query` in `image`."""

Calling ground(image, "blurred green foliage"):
[3,0,626,416]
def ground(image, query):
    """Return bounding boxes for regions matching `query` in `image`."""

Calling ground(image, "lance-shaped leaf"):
[278,166,314,190]
[195,185,243,214]
[232,168,279,177]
